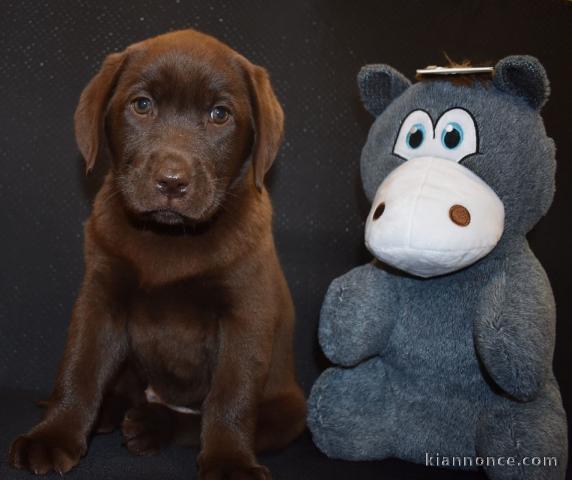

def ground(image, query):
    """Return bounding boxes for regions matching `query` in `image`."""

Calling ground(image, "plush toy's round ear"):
[493,55,550,110]
[357,64,411,117]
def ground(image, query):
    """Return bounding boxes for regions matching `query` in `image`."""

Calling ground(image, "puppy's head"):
[75,29,283,225]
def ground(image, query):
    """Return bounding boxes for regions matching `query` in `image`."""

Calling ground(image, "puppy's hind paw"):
[121,404,175,456]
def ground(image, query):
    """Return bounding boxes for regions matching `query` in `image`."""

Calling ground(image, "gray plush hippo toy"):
[307,56,568,480]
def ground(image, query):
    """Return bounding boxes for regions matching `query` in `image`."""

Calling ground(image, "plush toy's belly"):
[385,274,492,399]
[368,275,498,458]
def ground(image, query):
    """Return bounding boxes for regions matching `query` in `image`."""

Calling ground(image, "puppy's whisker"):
[93,187,123,218]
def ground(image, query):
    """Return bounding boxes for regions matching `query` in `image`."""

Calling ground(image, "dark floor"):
[0,388,488,480]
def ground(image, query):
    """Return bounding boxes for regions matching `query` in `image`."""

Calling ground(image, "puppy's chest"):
[125,280,226,401]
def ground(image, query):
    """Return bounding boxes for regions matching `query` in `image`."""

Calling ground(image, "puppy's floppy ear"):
[358,64,411,117]
[493,55,550,110]
[244,64,285,191]
[74,51,127,173]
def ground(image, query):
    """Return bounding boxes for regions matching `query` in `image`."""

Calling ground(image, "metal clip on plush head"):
[358,56,553,277]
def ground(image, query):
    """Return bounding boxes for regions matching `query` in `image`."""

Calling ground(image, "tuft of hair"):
[416,54,493,86]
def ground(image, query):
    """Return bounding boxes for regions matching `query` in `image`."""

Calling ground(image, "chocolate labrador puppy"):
[8,29,306,479]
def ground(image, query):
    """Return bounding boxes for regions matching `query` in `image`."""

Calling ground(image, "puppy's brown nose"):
[156,170,189,198]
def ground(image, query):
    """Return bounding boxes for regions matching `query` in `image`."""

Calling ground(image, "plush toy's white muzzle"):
[365,157,505,278]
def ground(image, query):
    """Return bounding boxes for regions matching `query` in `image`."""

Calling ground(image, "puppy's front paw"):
[8,430,85,475]
[198,454,271,480]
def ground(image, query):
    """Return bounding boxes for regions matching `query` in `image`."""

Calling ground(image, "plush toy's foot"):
[307,358,394,460]
[476,381,567,480]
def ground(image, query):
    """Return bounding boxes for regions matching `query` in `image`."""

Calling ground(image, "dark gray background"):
[1,1,570,478]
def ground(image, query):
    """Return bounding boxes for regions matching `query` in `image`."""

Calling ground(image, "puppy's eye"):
[209,105,230,124]
[132,97,153,115]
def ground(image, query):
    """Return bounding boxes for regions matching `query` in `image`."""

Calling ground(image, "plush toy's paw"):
[320,264,393,366]
[9,429,86,475]
[121,404,176,456]
[308,368,353,458]
[308,361,392,461]
[198,453,271,480]
[473,271,548,403]
[476,388,568,480]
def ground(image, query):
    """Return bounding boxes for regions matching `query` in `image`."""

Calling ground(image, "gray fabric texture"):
[307,56,568,480]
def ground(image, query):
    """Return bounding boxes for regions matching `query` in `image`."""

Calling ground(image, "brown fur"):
[8,29,305,479]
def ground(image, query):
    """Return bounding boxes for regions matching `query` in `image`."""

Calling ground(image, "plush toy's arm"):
[474,250,555,401]
[319,262,398,367]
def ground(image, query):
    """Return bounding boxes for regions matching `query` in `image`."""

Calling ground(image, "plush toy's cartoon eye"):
[406,124,425,149]
[434,109,478,162]
[393,108,477,162]
[393,110,433,160]
[441,122,463,149]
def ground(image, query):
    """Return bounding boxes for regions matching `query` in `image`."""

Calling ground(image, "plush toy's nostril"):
[449,204,471,227]
[373,202,385,220]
